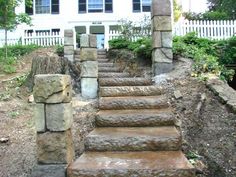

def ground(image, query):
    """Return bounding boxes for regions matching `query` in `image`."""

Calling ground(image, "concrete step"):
[96,109,175,127]
[99,78,153,86]
[98,67,120,72]
[85,127,181,151]
[98,72,130,78]
[67,151,195,177]
[99,95,169,110]
[100,86,163,97]
[98,63,114,67]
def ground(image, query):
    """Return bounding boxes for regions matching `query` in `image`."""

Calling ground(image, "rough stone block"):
[64,54,74,62]
[33,74,72,103]
[81,78,98,99]
[37,130,74,164]
[152,31,162,48]
[31,165,67,177]
[162,32,172,48]
[46,102,73,131]
[152,16,172,31]
[152,48,173,63]
[80,34,90,48]
[80,48,97,61]
[81,61,98,78]
[34,104,46,132]
[89,34,97,48]
[64,37,74,46]
[64,46,74,55]
[64,29,73,37]
[153,62,173,75]
[152,0,172,17]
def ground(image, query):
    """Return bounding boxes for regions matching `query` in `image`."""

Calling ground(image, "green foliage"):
[129,38,152,60]
[109,38,131,49]
[56,45,64,56]
[0,44,39,74]
[173,32,235,81]
[76,33,81,47]
[183,11,230,20]
[173,0,182,22]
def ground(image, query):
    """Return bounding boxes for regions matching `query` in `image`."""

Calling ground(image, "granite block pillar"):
[152,0,173,75]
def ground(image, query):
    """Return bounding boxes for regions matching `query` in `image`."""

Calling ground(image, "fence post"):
[151,0,173,76]
[31,74,75,177]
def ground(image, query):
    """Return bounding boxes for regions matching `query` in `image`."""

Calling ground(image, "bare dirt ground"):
[0,50,235,177]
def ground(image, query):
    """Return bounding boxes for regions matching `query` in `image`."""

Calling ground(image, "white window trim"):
[34,0,51,14]
[79,0,112,13]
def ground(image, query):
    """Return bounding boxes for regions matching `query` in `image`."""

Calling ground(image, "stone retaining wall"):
[207,77,236,113]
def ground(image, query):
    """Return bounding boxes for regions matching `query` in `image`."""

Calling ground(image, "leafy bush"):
[183,11,230,20]
[0,44,39,74]
[109,38,131,49]
[173,32,235,81]
[56,45,64,56]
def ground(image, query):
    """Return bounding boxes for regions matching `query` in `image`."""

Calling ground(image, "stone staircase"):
[67,49,195,177]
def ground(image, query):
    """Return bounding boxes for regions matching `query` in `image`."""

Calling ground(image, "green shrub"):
[109,38,131,49]
[56,45,64,56]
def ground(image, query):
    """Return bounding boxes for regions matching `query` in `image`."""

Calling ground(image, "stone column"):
[64,29,74,62]
[80,34,98,99]
[32,74,75,177]
[151,0,173,75]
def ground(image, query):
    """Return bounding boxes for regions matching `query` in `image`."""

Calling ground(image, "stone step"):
[98,63,114,67]
[85,127,181,151]
[67,151,195,177]
[98,72,130,78]
[99,78,153,86]
[74,50,80,55]
[99,95,169,110]
[97,55,107,59]
[96,109,175,127]
[97,59,110,63]
[100,85,163,97]
[98,67,120,72]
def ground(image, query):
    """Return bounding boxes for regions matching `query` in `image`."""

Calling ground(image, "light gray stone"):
[80,34,90,48]
[46,102,73,131]
[151,0,172,17]
[64,37,73,46]
[64,46,74,55]
[33,74,72,104]
[89,34,97,48]
[81,78,98,99]
[80,48,97,61]
[64,54,74,62]
[227,100,236,113]
[152,16,172,31]
[37,130,74,164]
[34,104,45,132]
[81,61,98,78]
[162,32,172,48]
[152,31,162,49]
[64,29,73,37]
[153,62,174,75]
[31,165,66,177]
[174,90,183,99]
[152,49,172,63]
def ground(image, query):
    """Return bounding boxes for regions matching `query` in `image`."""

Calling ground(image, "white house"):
[0,0,152,48]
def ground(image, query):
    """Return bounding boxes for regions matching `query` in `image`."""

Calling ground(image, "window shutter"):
[133,0,141,12]
[51,0,60,14]
[105,0,113,13]
[25,0,33,15]
[79,0,87,13]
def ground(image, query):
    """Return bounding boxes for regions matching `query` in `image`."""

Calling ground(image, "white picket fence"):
[109,29,151,41]
[22,31,64,46]
[174,20,236,40]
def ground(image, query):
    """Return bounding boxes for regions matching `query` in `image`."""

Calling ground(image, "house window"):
[88,0,103,13]
[105,0,113,13]
[78,0,86,13]
[142,0,151,12]
[78,0,112,13]
[35,0,50,14]
[133,0,150,12]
